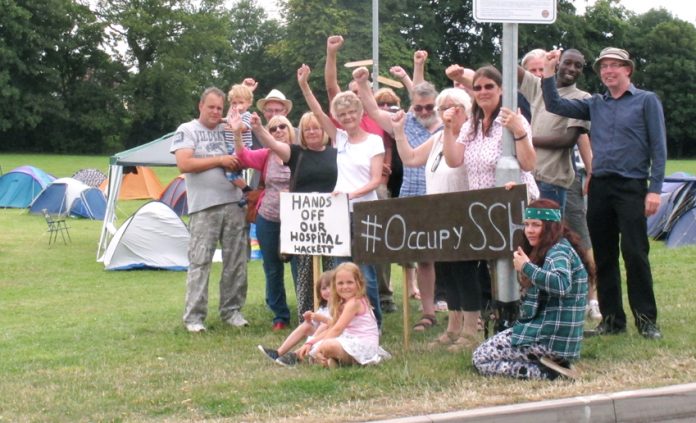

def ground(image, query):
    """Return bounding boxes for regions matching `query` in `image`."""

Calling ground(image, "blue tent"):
[0,165,55,208]
[29,177,107,220]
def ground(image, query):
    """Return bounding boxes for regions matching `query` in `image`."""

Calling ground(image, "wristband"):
[513,132,527,141]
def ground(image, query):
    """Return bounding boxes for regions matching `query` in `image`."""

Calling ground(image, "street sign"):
[473,0,556,24]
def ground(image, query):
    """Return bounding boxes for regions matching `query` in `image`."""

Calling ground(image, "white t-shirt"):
[169,119,241,214]
[334,129,384,210]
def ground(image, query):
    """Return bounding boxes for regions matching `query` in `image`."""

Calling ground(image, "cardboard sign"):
[352,185,528,263]
[280,192,351,257]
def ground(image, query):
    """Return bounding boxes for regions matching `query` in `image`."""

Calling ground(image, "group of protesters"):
[169,35,667,377]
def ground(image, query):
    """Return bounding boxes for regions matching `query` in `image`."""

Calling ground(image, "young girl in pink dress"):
[296,262,391,368]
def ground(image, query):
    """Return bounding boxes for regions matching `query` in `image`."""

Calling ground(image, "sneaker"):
[639,322,663,340]
[275,352,298,367]
[272,321,288,331]
[595,320,626,335]
[185,322,206,333]
[539,357,578,380]
[435,300,449,312]
[257,345,279,362]
[226,310,249,327]
[586,300,602,322]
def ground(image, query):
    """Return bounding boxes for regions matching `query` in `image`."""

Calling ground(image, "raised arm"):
[298,64,338,141]
[390,66,413,97]
[325,35,344,103]
[412,50,428,86]
[442,107,465,168]
[352,66,394,134]
[391,110,432,167]
[445,64,475,89]
[249,113,291,162]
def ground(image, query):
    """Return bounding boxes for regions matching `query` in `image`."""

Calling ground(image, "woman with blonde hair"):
[250,111,338,323]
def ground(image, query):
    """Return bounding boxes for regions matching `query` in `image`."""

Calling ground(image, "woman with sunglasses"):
[249,110,338,325]
[442,65,537,194]
[473,199,593,380]
[227,111,295,331]
[297,63,386,328]
[391,88,487,351]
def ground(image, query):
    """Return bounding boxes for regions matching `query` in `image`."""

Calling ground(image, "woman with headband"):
[472,198,594,380]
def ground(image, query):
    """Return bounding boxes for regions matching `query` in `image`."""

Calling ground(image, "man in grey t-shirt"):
[170,87,248,332]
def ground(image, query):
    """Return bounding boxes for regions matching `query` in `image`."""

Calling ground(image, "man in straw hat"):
[541,47,666,340]
[256,89,293,124]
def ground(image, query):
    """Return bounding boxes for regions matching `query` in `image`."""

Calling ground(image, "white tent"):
[102,201,189,270]
[97,132,178,260]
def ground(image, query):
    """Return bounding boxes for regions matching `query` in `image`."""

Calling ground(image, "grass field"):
[1,154,696,422]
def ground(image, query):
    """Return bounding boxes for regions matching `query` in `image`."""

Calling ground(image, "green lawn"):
[1,154,696,422]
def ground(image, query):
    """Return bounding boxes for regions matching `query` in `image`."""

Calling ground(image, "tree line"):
[1,0,694,156]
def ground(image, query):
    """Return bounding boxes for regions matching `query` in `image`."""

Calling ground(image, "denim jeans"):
[335,256,382,328]
[255,214,290,324]
[536,180,567,213]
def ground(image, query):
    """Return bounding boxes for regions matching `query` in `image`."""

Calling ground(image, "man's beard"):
[415,112,438,128]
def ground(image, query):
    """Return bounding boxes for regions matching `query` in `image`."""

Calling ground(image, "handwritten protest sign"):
[280,192,351,257]
[352,185,527,263]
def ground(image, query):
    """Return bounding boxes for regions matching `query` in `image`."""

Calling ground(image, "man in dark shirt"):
[541,47,666,339]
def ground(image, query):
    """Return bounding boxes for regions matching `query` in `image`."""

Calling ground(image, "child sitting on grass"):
[296,262,391,368]
[257,270,333,367]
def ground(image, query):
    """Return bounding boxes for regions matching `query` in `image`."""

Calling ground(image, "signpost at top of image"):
[472,1,557,304]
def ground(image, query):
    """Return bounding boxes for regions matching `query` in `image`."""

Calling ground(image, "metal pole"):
[494,22,521,304]
[372,0,379,91]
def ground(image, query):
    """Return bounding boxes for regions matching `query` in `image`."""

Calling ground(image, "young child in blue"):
[257,270,334,367]
[224,84,254,200]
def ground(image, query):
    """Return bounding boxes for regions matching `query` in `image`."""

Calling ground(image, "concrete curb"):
[370,382,696,422]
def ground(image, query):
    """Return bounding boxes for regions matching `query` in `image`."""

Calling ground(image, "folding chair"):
[43,209,71,246]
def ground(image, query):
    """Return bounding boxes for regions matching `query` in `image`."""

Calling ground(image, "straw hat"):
[593,47,634,73]
[256,89,293,114]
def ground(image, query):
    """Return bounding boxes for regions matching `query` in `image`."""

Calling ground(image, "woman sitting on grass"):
[473,199,594,380]
[257,270,334,367]
[296,262,391,368]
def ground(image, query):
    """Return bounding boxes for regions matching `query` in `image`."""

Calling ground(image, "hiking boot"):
[257,345,279,362]
[185,323,206,333]
[539,357,578,380]
[275,352,298,367]
[226,310,249,327]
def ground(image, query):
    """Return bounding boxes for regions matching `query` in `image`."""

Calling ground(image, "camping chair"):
[43,209,71,246]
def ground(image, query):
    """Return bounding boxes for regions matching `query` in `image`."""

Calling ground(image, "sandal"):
[413,314,437,332]
[427,331,458,349]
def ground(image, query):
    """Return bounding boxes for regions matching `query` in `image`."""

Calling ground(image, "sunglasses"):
[413,104,435,112]
[269,124,288,133]
[472,83,497,92]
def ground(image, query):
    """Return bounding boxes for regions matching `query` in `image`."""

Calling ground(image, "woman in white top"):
[297,64,385,327]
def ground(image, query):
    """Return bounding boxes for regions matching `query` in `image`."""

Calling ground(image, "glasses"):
[264,108,285,115]
[336,109,359,119]
[599,62,626,70]
[378,102,397,108]
[431,151,444,172]
[269,124,288,133]
[436,105,460,112]
[413,104,435,112]
[472,83,496,92]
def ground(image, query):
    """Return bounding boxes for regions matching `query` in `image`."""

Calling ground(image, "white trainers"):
[185,323,206,333]
[586,300,602,322]
[226,310,249,327]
